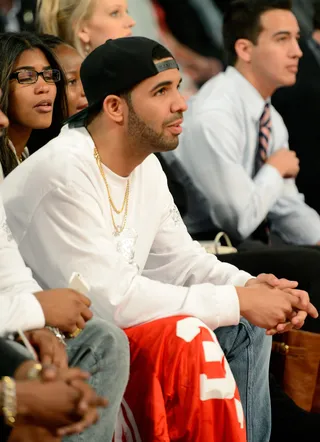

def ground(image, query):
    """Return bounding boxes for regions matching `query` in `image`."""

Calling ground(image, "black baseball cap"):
[67,36,179,128]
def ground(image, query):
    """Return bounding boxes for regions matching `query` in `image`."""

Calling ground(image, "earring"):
[84,43,91,56]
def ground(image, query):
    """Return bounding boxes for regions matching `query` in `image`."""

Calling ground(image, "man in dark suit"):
[0,0,36,33]
[272,3,320,215]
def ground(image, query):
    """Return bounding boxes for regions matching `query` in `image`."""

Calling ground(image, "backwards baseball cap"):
[67,36,179,128]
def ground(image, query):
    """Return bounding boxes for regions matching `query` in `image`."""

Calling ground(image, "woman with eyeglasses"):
[0,32,68,180]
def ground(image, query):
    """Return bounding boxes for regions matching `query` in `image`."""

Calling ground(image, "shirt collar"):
[8,139,29,163]
[225,66,270,121]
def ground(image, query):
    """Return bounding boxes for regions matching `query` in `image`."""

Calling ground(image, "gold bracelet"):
[2,376,17,426]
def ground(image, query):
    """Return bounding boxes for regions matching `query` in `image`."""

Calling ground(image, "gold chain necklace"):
[94,147,130,235]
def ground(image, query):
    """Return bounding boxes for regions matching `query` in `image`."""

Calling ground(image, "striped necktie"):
[252,102,272,244]
[255,102,272,173]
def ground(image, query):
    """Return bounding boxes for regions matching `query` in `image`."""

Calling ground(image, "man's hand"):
[15,363,91,384]
[57,379,108,437]
[237,284,318,331]
[267,148,300,178]
[34,289,93,333]
[266,288,312,335]
[245,273,298,290]
[41,366,108,436]
[24,329,68,368]
[7,423,61,442]
[245,274,318,333]
[41,367,109,436]
[14,375,107,436]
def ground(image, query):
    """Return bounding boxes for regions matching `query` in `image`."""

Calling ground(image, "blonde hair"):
[37,0,96,57]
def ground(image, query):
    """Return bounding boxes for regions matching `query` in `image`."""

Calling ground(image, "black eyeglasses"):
[10,69,61,85]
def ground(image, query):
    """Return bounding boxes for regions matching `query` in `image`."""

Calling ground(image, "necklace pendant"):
[113,226,122,237]
[113,228,138,265]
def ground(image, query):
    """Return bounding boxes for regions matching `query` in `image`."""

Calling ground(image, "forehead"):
[259,9,300,35]
[13,48,50,70]
[55,45,83,73]
[134,67,181,93]
[95,0,128,10]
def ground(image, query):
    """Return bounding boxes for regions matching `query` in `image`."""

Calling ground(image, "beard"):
[127,100,182,153]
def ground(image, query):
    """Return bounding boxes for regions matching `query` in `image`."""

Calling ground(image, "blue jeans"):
[65,318,130,442]
[215,319,272,442]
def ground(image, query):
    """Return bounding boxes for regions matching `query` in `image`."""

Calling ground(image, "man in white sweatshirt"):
[1,37,317,442]
[0,91,129,441]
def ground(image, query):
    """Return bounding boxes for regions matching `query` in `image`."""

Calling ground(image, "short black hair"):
[314,2,320,31]
[223,0,293,66]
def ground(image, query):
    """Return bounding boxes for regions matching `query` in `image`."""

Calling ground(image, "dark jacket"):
[272,38,320,215]
[0,337,31,377]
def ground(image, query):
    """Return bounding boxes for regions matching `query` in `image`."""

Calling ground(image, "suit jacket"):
[272,38,320,215]
[0,0,37,33]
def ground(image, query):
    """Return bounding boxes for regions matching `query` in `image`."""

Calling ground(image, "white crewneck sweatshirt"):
[1,125,252,330]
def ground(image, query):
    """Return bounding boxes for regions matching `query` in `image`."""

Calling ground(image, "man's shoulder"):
[2,127,95,201]
[190,71,242,119]
[29,126,92,174]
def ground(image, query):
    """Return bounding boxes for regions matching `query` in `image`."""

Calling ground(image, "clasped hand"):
[244,273,318,335]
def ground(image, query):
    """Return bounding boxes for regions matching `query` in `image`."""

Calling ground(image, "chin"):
[32,121,53,129]
[282,74,297,87]
[160,142,179,152]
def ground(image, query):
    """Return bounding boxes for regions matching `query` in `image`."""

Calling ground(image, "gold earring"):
[84,43,91,56]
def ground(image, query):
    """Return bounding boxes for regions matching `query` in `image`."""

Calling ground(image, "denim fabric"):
[65,318,130,442]
[215,319,272,442]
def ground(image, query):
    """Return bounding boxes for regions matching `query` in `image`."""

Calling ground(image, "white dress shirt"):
[175,66,320,245]
[0,196,44,336]
[1,125,252,330]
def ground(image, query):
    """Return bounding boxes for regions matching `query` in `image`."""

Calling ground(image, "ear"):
[77,22,91,45]
[234,38,254,63]
[102,95,125,123]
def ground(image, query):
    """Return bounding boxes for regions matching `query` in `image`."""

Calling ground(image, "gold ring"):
[67,328,82,339]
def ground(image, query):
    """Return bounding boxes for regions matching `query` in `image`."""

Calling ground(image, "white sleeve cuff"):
[214,285,240,328]
[229,271,254,287]
[26,293,46,330]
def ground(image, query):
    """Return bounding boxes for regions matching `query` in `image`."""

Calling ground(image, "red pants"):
[115,316,246,442]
